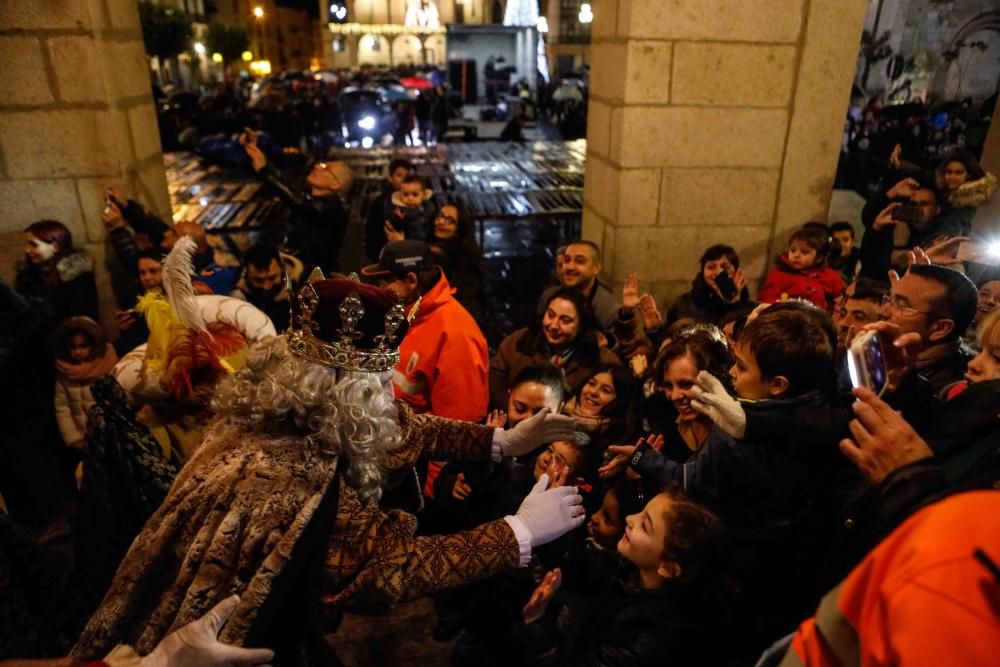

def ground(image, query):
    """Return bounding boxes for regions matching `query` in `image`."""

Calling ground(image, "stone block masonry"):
[0,0,170,336]
[583,0,869,307]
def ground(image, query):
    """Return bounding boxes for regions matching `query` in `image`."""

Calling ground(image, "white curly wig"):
[211,335,402,501]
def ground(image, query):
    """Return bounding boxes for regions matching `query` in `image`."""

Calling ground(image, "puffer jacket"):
[758,254,844,311]
[54,378,95,446]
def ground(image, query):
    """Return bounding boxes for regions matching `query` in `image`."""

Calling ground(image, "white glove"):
[506,474,585,548]
[141,596,274,667]
[493,407,577,458]
[690,370,746,439]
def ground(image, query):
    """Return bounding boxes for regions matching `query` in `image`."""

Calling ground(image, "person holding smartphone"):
[667,244,752,327]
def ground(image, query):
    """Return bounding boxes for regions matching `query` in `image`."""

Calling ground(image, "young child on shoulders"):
[759,226,845,311]
[384,173,437,245]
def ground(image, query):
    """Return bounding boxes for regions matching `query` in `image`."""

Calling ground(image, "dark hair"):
[575,363,637,443]
[738,305,834,396]
[389,158,414,174]
[510,363,567,405]
[656,486,730,587]
[605,477,643,524]
[907,264,978,340]
[830,221,855,238]
[654,325,733,392]
[401,173,426,188]
[426,200,484,277]
[243,243,281,271]
[136,247,164,268]
[935,150,986,191]
[565,240,603,264]
[691,244,741,297]
[25,220,73,261]
[51,316,106,363]
[789,227,831,265]
[849,277,889,306]
[519,287,603,364]
[415,267,442,294]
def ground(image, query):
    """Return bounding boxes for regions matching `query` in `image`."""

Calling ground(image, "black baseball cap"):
[360,240,435,278]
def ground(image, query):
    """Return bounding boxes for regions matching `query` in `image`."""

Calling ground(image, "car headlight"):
[358,115,376,130]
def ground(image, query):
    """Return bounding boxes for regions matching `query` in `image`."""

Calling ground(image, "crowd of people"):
[2,123,1000,666]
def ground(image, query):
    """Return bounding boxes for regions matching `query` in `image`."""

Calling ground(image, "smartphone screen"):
[715,271,738,300]
[891,204,922,225]
[865,334,887,394]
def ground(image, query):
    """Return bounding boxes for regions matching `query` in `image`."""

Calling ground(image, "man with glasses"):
[884,264,978,397]
[242,129,353,275]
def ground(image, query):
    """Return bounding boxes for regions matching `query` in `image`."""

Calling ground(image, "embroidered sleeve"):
[386,402,495,470]
[321,484,520,614]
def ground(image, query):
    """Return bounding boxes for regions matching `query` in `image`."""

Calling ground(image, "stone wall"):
[582,0,869,307]
[0,0,170,334]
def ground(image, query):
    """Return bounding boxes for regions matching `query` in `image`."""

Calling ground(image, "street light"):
[537,16,548,33]
[212,52,223,63]
[578,3,593,23]
[242,50,253,61]
[253,5,264,18]
[194,42,206,54]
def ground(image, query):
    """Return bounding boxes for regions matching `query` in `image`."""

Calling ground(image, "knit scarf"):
[56,343,119,382]
[562,397,611,435]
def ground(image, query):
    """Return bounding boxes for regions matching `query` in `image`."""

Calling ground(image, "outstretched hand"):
[598,434,663,479]
[622,272,640,310]
[495,407,577,458]
[141,595,274,667]
[523,568,562,624]
[839,387,933,484]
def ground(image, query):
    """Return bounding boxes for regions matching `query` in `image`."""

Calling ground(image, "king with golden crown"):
[72,268,584,663]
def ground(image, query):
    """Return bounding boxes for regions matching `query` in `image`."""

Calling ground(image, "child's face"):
[578,371,616,417]
[69,333,93,363]
[389,166,410,190]
[730,341,783,400]
[507,381,561,427]
[533,441,581,485]
[787,240,818,271]
[618,493,671,573]
[832,230,854,256]
[588,490,624,549]
[965,342,1000,384]
[399,182,426,207]
[661,353,701,422]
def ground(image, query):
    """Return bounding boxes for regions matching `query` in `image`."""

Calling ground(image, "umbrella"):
[400,76,433,90]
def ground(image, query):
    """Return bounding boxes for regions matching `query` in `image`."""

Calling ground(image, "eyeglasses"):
[435,214,458,225]
[882,294,936,317]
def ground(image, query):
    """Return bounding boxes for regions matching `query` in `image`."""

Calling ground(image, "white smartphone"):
[847,331,888,396]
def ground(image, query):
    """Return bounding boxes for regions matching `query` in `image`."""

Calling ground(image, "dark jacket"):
[259,164,348,274]
[428,238,485,324]
[15,250,98,323]
[514,548,726,667]
[914,339,975,399]
[667,284,752,327]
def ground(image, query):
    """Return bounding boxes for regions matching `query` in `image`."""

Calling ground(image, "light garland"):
[327,21,446,36]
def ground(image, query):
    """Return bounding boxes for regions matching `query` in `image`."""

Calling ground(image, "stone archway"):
[423,34,446,65]
[358,33,391,66]
[391,33,424,65]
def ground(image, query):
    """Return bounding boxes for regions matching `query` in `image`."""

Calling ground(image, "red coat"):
[758,254,845,311]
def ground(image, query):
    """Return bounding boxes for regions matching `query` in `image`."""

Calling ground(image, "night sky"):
[278,0,320,19]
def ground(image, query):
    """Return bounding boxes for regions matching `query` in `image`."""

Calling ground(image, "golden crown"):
[285,269,411,372]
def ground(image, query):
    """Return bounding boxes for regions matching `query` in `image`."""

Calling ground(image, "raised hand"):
[622,272,640,310]
[637,293,663,330]
[384,220,405,243]
[522,568,562,624]
[886,177,920,200]
[452,472,473,500]
[839,387,933,484]
[873,202,900,231]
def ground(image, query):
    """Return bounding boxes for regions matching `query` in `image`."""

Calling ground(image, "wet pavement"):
[165,140,585,347]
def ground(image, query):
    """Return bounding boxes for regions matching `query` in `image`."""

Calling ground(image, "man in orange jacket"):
[781,490,1000,666]
[362,240,490,496]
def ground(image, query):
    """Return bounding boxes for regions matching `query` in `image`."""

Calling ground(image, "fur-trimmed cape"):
[70,403,520,661]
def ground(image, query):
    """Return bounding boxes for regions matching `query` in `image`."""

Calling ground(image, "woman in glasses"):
[426,199,486,323]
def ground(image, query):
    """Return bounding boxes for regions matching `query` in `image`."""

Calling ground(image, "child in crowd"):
[364,157,413,260]
[516,487,734,666]
[759,226,845,311]
[585,477,643,551]
[828,221,861,285]
[52,316,119,451]
[383,174,437,246]
[561,363,637,448]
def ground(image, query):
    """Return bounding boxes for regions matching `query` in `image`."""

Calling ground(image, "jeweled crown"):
[285,269,412,372]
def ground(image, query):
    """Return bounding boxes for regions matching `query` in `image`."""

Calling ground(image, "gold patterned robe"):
[70,402,520,661]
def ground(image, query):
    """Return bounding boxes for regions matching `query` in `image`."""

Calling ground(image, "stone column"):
[582,0,869,304]
[0,0,170,333]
